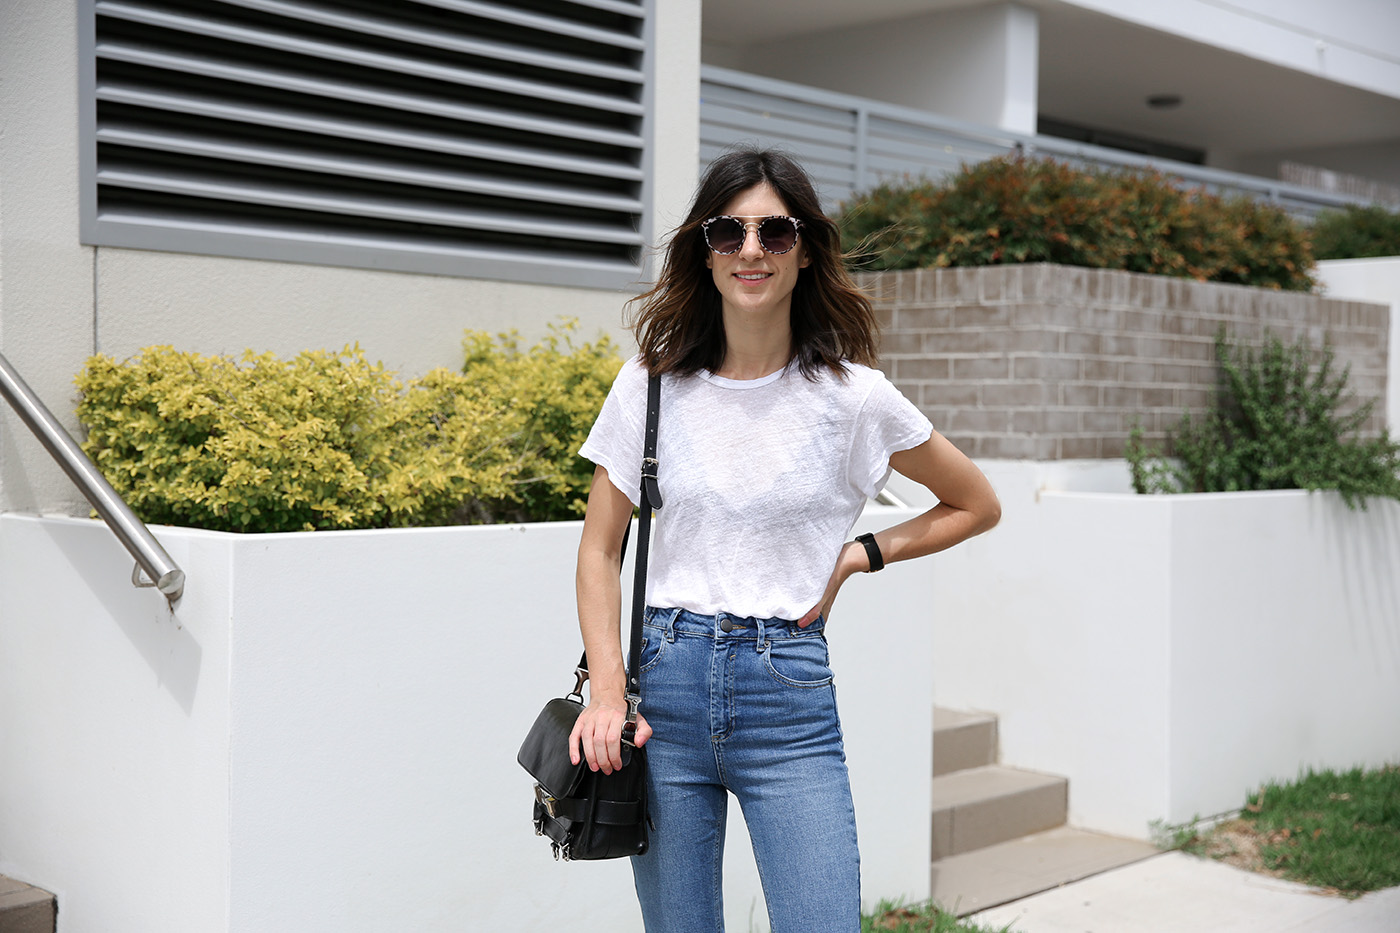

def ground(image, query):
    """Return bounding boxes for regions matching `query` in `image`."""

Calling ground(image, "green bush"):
[1311,203,1400,260]
[458,325,624,523]
[77,324,621,532]
[839,155,1316,291]
[1125,332,1400,507]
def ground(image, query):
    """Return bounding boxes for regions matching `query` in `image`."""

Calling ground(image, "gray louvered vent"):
[83,0,650,289]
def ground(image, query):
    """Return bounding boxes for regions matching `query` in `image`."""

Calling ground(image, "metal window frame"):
[79,0,654,291]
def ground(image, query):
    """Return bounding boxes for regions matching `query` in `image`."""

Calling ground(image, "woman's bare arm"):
[570,465,653,773]
[800,430,1001,625]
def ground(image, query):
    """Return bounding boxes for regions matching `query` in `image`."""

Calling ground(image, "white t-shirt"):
[579,356,933,620]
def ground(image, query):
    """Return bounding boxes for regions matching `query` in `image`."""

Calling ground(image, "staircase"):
[0,877,55,933]
[929,708,1158,916]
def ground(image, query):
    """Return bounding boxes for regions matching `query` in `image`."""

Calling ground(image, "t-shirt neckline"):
[697,362,792,390]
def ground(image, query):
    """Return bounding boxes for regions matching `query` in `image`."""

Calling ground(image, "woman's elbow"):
[976,493,1002,535]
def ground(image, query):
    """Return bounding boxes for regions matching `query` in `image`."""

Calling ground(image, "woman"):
[569,148,1001,932]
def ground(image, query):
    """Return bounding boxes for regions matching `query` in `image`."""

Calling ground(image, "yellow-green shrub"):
[458,325,626,523]
[77,325,622,532]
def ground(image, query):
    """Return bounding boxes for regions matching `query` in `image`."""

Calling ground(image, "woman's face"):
[704,182,811,322]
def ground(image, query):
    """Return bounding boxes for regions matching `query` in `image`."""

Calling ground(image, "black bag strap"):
[575,373,662,747]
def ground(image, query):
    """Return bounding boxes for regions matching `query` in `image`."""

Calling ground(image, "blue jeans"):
[630,607,860,933]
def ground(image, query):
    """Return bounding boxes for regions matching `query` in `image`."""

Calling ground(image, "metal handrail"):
[0,351,185,602]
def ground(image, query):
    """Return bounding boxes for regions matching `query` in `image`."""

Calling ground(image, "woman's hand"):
[799,540,866,628]
[569,695,653,775]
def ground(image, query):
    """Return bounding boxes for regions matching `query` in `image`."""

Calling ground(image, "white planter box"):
[929,468,1400,839]
[9,470,1397,926]
[0,510,932,933]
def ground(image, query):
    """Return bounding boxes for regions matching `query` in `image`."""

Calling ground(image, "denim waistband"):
[644,606,824,641]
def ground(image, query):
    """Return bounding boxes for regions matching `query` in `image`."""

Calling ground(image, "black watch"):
[855,533,884,572]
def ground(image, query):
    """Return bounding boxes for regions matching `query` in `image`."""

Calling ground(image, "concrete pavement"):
[969,851,1400,932]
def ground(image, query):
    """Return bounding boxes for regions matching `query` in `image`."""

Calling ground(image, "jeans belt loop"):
[755,615,766,652]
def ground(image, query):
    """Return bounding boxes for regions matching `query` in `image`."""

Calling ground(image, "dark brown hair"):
[628,148,878,378]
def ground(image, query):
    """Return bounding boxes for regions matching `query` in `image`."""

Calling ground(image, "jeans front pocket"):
[762,634,834,688]
[639,631,667,673]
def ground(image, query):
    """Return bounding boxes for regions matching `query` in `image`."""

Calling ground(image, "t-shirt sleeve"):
[578,357,647,508]
[848,373,934,499]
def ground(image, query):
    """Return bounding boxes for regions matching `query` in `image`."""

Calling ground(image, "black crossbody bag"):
[517,373,662,860]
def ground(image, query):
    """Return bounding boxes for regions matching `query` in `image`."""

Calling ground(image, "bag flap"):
[517,696,588,799]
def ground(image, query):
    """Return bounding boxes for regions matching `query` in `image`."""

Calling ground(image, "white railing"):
[701,64,1369,218]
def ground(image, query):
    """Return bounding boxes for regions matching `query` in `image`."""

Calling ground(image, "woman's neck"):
[716,307,792,380]
[716,329,795,375]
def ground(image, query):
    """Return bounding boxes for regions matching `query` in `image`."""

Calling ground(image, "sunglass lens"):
[705,218,744,253]
[759,217,798,253]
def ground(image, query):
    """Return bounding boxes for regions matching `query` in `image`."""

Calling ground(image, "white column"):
[647,0,702,272]
[1000,4,1041,135]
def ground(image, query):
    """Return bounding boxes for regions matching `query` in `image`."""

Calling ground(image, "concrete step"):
[930,825,1160,916]
[930,765,1067,861]
[0,876,55,933]
[932,707,996,777]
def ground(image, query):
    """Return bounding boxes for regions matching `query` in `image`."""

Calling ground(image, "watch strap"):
[856,532,884,572]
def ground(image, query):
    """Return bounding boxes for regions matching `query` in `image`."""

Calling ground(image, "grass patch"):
[862,899,1017,932]
[1159,764,1400,896]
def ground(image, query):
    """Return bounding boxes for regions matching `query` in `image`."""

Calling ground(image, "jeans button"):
[719,617,734,632]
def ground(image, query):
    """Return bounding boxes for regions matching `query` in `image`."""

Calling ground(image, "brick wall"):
[863,264,1391,459]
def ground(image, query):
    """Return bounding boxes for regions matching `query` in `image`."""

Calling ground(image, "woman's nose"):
[739,227,764,260]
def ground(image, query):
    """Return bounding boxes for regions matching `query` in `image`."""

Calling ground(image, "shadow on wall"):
[39,517,204,715]
[1328,496,1400,677]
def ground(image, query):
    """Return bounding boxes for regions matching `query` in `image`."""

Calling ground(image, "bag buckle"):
[621,692,641,747]
[534,783,560,819]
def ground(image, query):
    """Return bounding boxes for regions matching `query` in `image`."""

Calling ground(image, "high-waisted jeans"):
[630,607,860,933]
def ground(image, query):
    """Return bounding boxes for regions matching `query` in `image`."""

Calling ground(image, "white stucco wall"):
[926,464,1176,837]
[1064,0,1400,101]
[0,506,931,933]
[91,250,638,374]
[0,0,702,518]
[0,0,96,517]
[6,467,1397,925]
[929,461,1400,838]
[726,2,1040,135]
[1317,257,1400,437]
[1166,490,1400,822]
[0,515,233,931]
